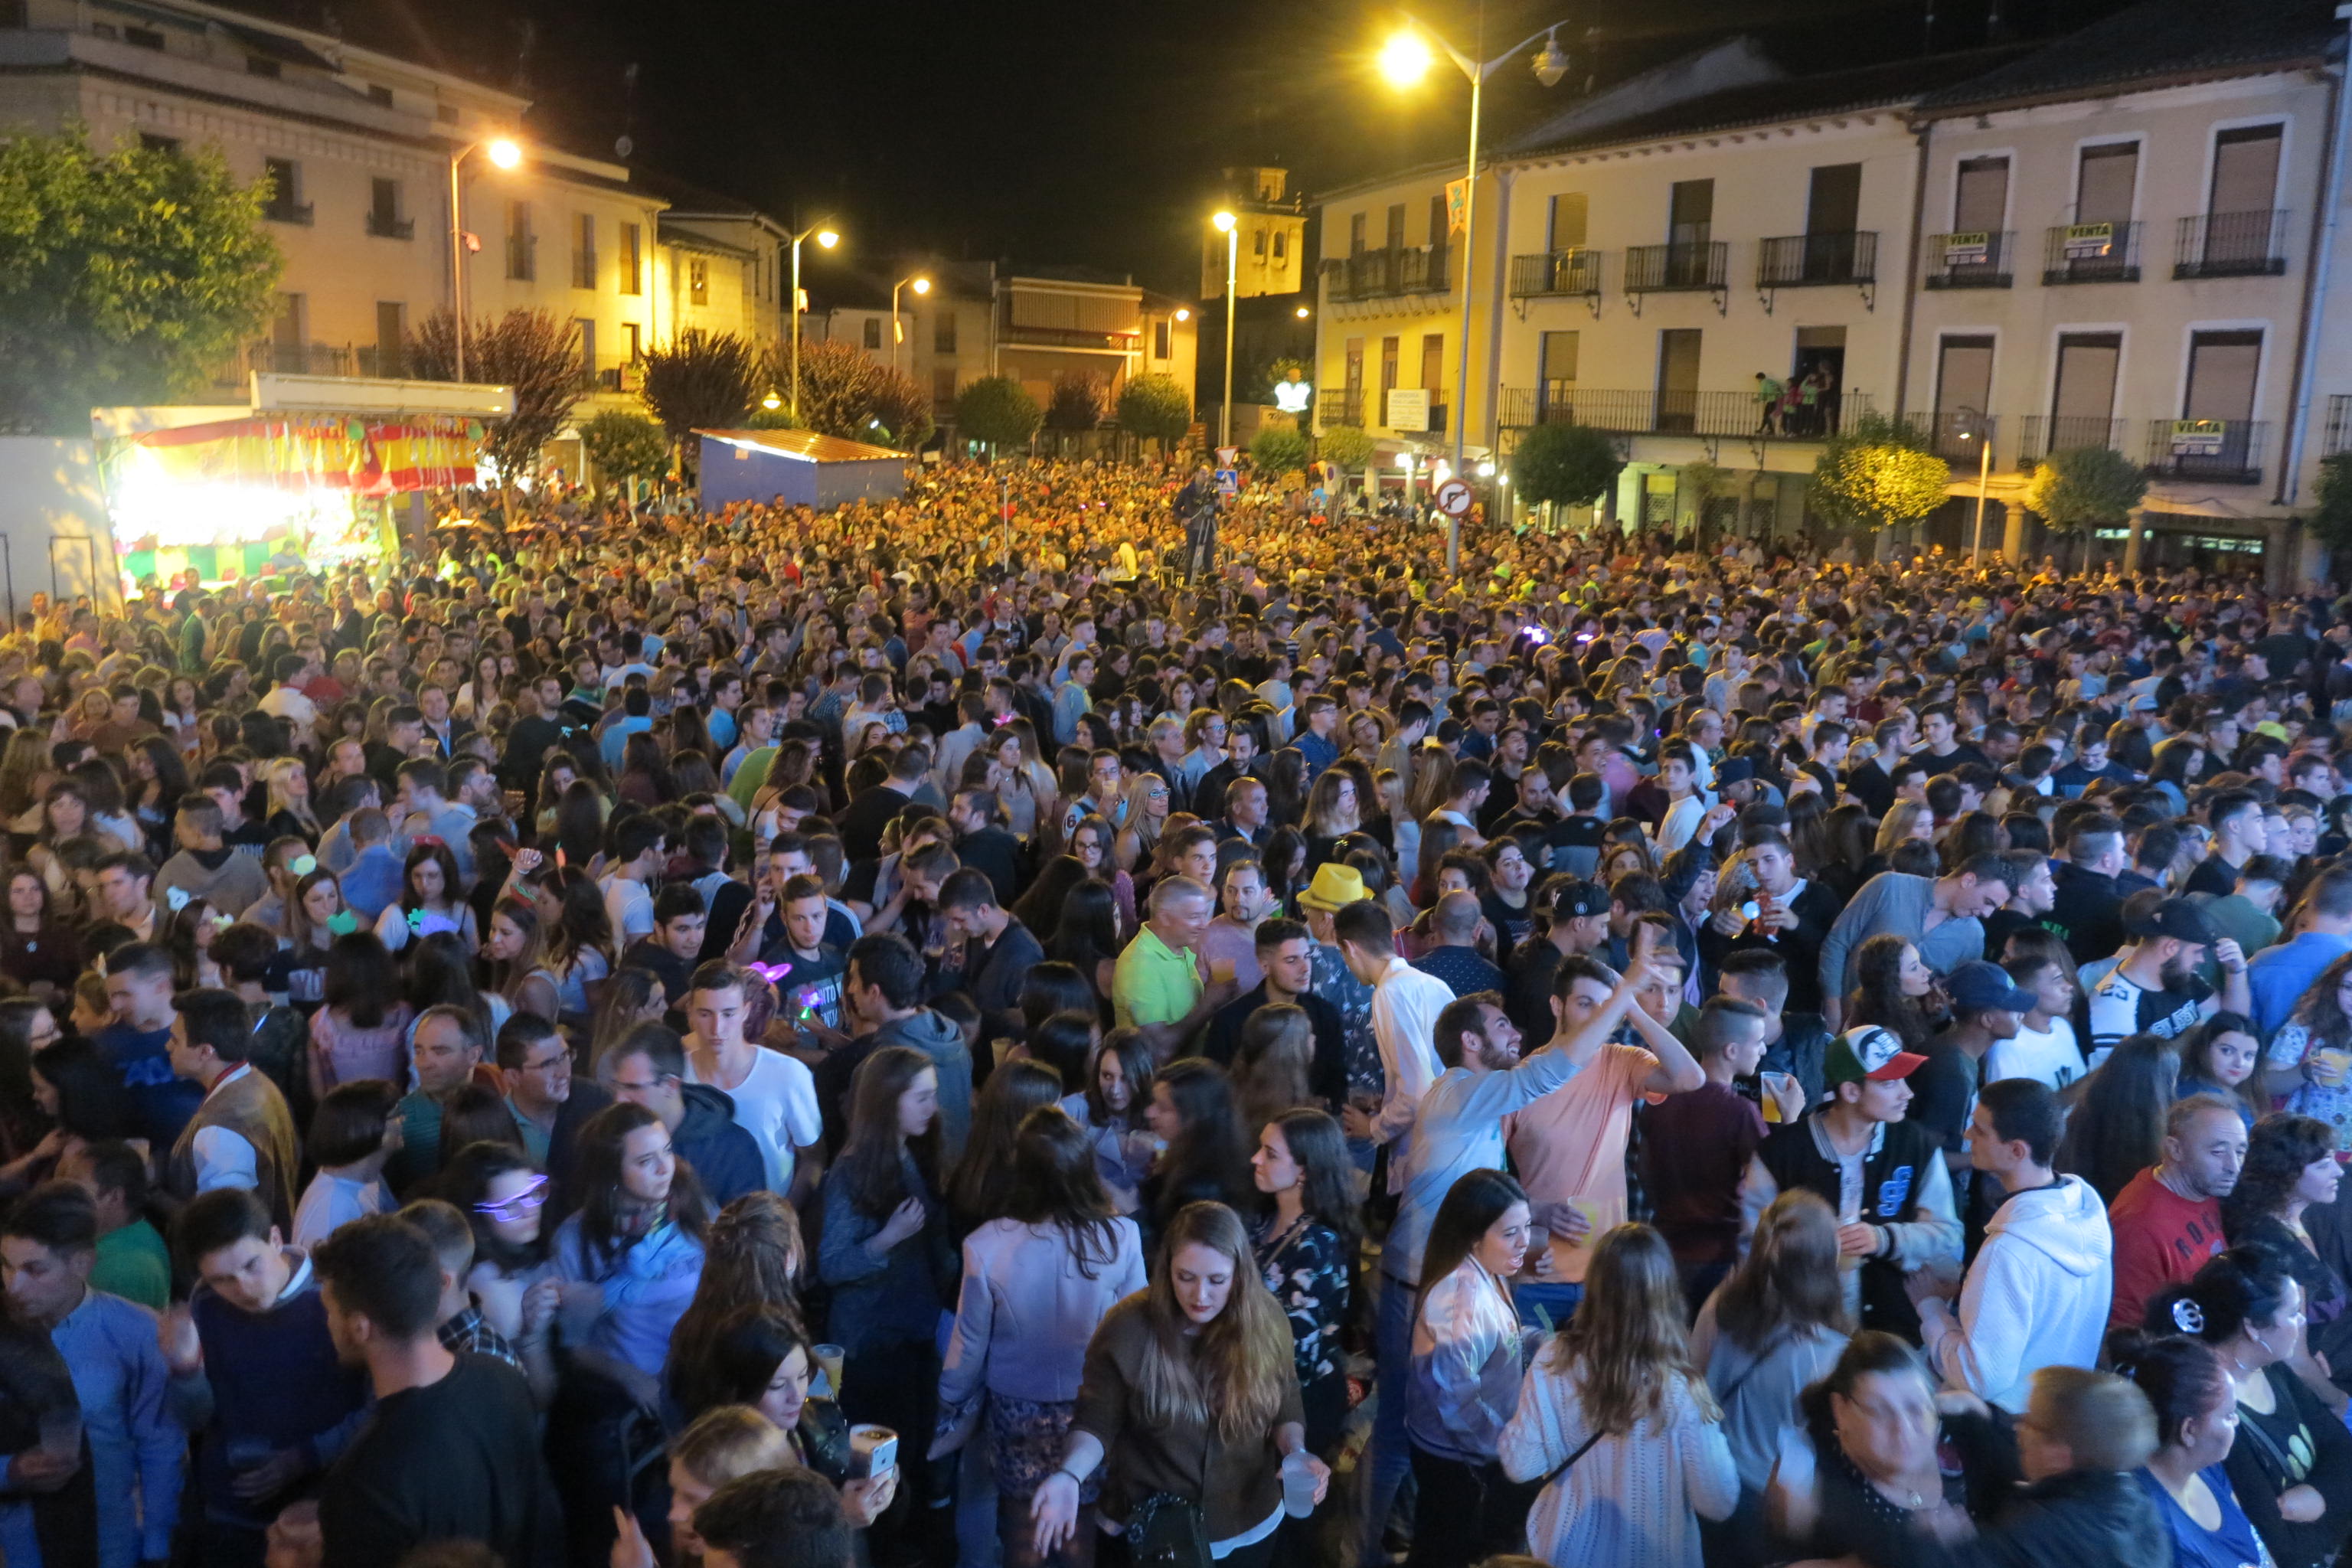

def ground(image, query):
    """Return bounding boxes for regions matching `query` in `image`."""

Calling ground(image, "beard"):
[2159,952,2197,991]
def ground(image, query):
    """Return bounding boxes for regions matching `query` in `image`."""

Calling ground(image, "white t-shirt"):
[687,1044,823,1193]
[1984,1017,2089,1089]
[292,1169,390,1248]
[602,874,655,942]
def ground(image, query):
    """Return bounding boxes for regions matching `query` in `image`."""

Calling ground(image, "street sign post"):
[1434,478,1474,518]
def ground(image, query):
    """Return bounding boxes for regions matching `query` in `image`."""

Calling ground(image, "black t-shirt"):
[1919,742,1989,777]
[320,1353,560,1568]
[2184,852,2241,899]
[1909,1033,1981,1156]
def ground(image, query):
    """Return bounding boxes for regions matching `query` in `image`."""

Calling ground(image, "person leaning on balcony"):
[1753,373,1784,435]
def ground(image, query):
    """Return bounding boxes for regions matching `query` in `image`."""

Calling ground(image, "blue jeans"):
[1510,1279,1583,1330]
[1363,1268,1416,1562]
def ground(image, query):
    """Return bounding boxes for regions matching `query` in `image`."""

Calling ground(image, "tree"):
[638,328,760,470]
[1046,371,1106,433]
[1318,423,1374,471]
[1681,458,1733,544]
[1117,374,1193,452]
[1808,410,1950,547]
[578,409,670,490]
[955,376,1041,456]
[2315,452,2352,554]
[1512,422,1625,520]
[1250,425,1309,476]
[407,307,583,483]
[782,339,932,449]
[2025,444,2148,570]
[0,126,283,435]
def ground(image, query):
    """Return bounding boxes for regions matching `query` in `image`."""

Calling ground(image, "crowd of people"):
[0,453,2347,1568]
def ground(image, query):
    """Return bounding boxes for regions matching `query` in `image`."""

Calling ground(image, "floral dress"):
[1255,1214,1350,1388]
[1309,941,1380,1097]
[2262,1022,2352,1150]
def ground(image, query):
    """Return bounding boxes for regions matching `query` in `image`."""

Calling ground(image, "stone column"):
[2123,508,2145,573]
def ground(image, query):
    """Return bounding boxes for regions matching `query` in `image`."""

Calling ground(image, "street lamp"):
[1383,11,1573,572]
[892,274,931,377]
[787,222,841,418]
[446,134,524,384]
[1958,407,1995,565]
[1213,211,1238,450]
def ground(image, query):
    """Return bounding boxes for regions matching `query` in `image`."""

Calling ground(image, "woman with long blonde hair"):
[1029,1200,1325,1566]
[1870,799,1932,858]
[1499,1223,1736,1568]
[263,756,321,842]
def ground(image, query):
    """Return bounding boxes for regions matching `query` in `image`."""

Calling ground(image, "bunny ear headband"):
[165,887,192,912]
[744,962,791,985]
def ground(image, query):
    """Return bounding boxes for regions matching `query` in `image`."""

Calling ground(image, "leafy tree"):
[782,339,931,449]
[2314,452,2352,554]
[637,328,760,469]
[407,308,583,482]
[1250,425,1309,476]
[955,377,1041,456]
[578,409,670,489]
[1808,410,1951,543]
[1319,423,1375,471]
[1512,422,1625,513]
[2024,444,2148,569]
[1117,374,1193,451]
[0,126,283,435]
[1046,371,1106,433]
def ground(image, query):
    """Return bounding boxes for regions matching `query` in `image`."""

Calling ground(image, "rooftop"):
[695,429,910,462]
[1915,0,2341,112]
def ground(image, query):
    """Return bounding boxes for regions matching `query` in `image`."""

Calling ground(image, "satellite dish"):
[614,134,634,159]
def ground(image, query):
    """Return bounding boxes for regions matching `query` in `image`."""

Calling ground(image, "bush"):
[578,409,670,487]
[2024,444,2149,532]
[1318,424,1375,470]
[1808,413,1950,534]
[955,377,1041,455]
[1117,374,1193,449]
[1511,422,1624,509]
[1250,425,1309,475]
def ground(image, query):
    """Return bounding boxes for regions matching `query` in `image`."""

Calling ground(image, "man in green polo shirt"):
[1112,875,1238,1058]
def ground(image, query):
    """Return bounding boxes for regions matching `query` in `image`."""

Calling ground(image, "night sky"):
[326,0,2130,298]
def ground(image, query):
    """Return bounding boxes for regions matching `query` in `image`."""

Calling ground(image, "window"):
[2210,125,2283,214]
[1253,227,1267,259]
[2184,330,2262,423]
[1538,331,1578,413]
[1419,333,1443,396]
[1384,203,1406,250]
[367,84,394,106]
[1954,156,2009,233]
[619,223,642,295]
[575,318,596,378]
[864,318,882,350]
[935,314,956,354]
[1344,338,1364,407]
[1379,335,1400,397]
[374,302,406,377]
[689,256,709,305]
[261,158,308,224]
[1658,328,1703,433]
[139,132,180,155]
[506,201,534,280]
[270,293,305,371]
[622,322,642,361]
[1272,230,1286,260]
[1668,180,1713,247]
[573,214,596,289]
[1155,320,1171,360]
[122,25,164,48]
[368,178,408,239]
[1349,213,1367,256]
[1806,165,1862,236]
[2050,332,2123,449]
[1428,193,1448,250]
[934,368,957,405]
[2076,142,2139,224]
[1547,194,1589,252]
[1935,335,1995,451]
[246,56,280,77]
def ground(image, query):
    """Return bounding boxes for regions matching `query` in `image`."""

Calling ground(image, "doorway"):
[1790,327,1846,435]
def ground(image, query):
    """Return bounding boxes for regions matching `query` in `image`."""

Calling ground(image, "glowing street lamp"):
[787,223,841,418]
[1383,11,1573,570]
[892,274,931,377]
[447,134,526,383]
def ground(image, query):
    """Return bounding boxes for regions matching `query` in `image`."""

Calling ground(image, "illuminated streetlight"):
[446,132,528,383]
[761,394,782,411]
[891,273,933,376]
[1383,10,1575,571]
[1295,305,1312,318]
[1175,308,1191,322]
[787,220,844,418]
[1214,211,1236,234]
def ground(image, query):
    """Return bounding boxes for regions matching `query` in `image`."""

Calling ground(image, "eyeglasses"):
[473,1175,549,1220]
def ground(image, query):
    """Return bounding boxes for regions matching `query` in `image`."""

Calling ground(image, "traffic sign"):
[1434,479,1474,518]
[1215,469,1239,496]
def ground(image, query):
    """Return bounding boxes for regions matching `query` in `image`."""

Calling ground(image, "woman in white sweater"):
[933,1104,1146,1568]
[1499,1223,1739,1568]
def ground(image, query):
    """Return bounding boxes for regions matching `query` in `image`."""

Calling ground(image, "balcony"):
[1756,231,1877,288]
[354,345,405,377]
[2174,210,2288,279]
[2145,419,2267,484]
[1318,389,1363,427]
[1321,247,1450,302]
[2042,221,2141,284]
[364,209,413,240]
[2016,414,2127,468]
[1900,410,2001,463]
[2325,394,2352,458]
[1923,231,2017,289]
[1625,241,1727,294]
[998,322,1140,351]
[1494,386,1869,439]
[1508,249,1602,299]
[244,341,352,377]
[262,197,314,227]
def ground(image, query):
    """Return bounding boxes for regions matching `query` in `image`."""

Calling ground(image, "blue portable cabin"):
[694,428,910,510]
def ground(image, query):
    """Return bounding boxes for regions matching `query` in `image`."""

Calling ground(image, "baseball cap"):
[1824,1026,1928,1086]
[1945,959,2040,1014]
[2125,897,2223,947]
[1716,757,1756,786]
[1548,879,1608,920]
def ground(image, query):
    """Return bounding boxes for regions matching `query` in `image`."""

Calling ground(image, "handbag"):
[1125,1489,1214,1568]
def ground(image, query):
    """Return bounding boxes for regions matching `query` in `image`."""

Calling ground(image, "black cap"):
[2125,896,2223,947]
[1549,879,1609,920]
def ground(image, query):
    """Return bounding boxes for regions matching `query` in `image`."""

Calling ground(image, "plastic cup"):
[812,1344,846,1399]
[2317,1049,2352,1087]
[1279,1450,1316,1518]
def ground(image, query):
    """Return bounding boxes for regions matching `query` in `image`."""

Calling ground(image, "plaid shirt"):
[437,1307,524,1373]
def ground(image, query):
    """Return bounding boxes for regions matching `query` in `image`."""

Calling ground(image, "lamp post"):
[1213,211,1238,451]
[1383,10,1572,573]
[891,274,931,378]
[446,135,522,384]
[786,221,841,418]
[1959,407,1995,565]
